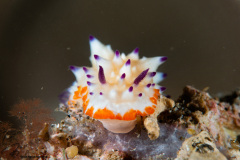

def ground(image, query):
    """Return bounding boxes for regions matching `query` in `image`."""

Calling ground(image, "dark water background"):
[1,0,240,123]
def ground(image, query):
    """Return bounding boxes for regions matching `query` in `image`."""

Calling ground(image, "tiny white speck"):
[132,66,136,72]
[110,71,115,78]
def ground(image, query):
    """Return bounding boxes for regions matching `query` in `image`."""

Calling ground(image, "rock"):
[144,96,175,140]
[66,145,79,159]
[176,131,227,160]
[38,123,50,141]
[228,149,240,160]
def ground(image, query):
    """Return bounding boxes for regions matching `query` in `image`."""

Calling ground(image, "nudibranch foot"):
[62,36,169,135]
[99,119,137,133]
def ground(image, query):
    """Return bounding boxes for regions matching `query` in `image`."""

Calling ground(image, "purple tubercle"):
[160,56,168,62]
[160,86,166,92]
[149,72,156,77]
[59,90,70,105]
[166,95,171,98]
[129,86,133,92]
[134,68,149,85]
[162,73,167,78]
[126,59,131,66]
[151,83,155,87]
[89,35,95,41]
[69,65,76,71]
[87,74,93,78]
[94,54,100,60]
[90,92,94,95]
[120,73,126,79]
[138,93,142,97]
[134,47,139,54]
[87,81,92,86]
[100,92,103,95]
[98,66,106,84]
[83,67,88,73]
[115,50,120,57]
[146,83,151,88]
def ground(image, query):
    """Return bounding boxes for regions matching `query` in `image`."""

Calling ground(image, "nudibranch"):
[63,36,168,134]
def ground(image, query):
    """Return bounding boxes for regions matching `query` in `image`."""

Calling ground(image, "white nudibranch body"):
[64,36,167,133]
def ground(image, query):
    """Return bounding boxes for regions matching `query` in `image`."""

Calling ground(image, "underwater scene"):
[1,1,240,159]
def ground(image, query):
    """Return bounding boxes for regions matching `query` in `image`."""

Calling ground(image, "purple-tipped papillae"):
[94,54,100,60]
[69,65,76,71]
[138,93,142,97]
[160,56,168,62]
[98,66,106,84]
[146,83,151,88]
[83,67,88,73]
[115,50,120,57]
[126,59,131,66]
[89,35,95,41]
[121,73,126,79]
[160,86,166,91]
[162,73,167,78]
[134,47,139,53]
[166,95,171,98]
[149,72,156,77]
[129,86,133,92]
[59,90,71,104]
[87,74,93,78]
[87,81,92,86]
[134,68,149,85]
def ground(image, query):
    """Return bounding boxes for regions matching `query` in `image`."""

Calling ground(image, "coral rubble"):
[176,131,226,160]
[2,86,240,159]
[0,99,54,160]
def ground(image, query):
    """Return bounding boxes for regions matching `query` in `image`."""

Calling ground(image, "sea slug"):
[62,36,168,134]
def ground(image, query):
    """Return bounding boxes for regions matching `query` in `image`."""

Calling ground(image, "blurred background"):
[1,0,240,123]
